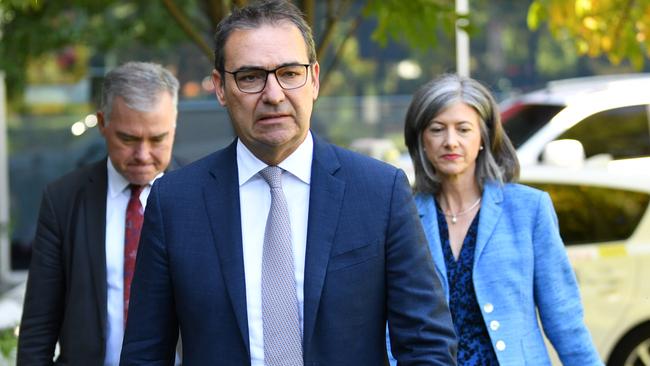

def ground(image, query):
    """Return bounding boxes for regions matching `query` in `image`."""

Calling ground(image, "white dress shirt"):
[238,133,313,366]
[104,159,160,366]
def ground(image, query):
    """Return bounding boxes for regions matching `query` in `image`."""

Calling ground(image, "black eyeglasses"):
[223,64,311,94]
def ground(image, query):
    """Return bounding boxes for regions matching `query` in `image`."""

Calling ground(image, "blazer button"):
[483,303,494,313]
[495,340,506,351]
[490,320,500,331]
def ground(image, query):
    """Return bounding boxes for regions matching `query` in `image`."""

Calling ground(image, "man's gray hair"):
[100,61,180,124]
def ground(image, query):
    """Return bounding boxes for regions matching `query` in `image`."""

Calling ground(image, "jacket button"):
[490,320,500,331]
[483,303,494,313]
[495,340,506,351]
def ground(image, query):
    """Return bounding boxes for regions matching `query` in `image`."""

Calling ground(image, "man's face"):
[98,92,177,185]
[212,22,320,165]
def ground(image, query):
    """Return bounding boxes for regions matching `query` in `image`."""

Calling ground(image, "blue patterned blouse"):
[436,203,499,365]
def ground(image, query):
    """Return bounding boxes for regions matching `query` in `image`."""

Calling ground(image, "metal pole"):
[456,0,470,77]
[0,71,11,284]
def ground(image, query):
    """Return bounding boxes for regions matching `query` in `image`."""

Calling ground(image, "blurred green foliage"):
[0,327,16,359]
[529,0,650,69]
[364,0,459,49]
[0,0,458,104]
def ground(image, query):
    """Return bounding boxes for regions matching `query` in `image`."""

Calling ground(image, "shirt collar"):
[106,158,163,197]
[237,131,313,186]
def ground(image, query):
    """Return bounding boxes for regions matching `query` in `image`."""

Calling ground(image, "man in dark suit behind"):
[121,1,457,365]
[17,61,180,365]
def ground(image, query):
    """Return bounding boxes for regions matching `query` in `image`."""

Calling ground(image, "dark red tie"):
[124,184,144,326]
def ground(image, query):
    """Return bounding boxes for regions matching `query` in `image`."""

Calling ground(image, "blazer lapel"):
[415,194,449,299]
[474,182,504,265]
[302,136,345,351]
[203,142,250,352]
[84,160,109,339]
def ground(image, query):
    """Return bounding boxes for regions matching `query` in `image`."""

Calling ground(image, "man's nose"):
[133,142,150,161]
[261,72,286,104]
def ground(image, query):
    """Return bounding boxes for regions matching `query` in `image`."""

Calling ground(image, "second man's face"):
[212,22,320,165]
[98,92,177,186]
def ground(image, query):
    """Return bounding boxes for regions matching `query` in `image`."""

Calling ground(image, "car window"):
[526,183,649,245]
[556,104,650,160]
[501,104,564,148]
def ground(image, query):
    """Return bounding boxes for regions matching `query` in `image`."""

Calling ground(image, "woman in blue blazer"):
[403,74,601,365]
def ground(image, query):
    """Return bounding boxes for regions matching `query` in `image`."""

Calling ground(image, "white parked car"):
[501,73,650,168]
[520,165,650,366]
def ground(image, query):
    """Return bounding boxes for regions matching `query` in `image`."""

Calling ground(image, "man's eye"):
[278,67,304,79]
[279,70,299,78]
[119,135,137,143]
[237,72,264,83]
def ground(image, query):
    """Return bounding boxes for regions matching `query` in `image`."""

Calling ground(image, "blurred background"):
[1,0,650,364]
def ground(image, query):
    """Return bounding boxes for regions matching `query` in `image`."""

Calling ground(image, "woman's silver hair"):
[213,0,316,73]
[404,73,519,194]
[100,61,179,124]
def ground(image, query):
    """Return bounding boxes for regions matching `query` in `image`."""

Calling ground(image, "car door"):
[525,181,650,360]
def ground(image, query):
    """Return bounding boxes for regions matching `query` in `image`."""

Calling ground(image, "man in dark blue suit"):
[120,1,456,365]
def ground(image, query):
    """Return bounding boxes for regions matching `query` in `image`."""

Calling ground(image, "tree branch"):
[161,0,214,62]
[316,0,353,59]
[321,11,362,91]
[299,0,315,29]
[202,0,226,30]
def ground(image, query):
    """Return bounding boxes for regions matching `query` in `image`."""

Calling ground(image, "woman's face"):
[422,101,483,181]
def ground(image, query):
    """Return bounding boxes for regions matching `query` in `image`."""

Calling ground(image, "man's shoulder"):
[46,159,106,193]
[157,144,235,186]
[321,142,400,178]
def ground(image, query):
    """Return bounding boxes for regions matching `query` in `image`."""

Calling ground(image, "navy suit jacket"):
[18,160,110,365]
[120,135,456,366]
[18,157,183,365]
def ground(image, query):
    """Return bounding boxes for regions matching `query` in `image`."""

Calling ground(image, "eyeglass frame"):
[221,63,313,94]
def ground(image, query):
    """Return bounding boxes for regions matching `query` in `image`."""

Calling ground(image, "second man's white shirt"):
[104,159,160,366]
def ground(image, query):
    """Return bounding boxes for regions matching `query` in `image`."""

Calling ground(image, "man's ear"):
[311,61,320,101]
[97,111,107,136]
[212,69,227,106]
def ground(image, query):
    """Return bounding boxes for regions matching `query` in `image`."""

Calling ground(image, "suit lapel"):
[475,182,503,265]
[84,160,109,339]
[81,157,183,344]
[203,142,250,352]
[302,137,345,350]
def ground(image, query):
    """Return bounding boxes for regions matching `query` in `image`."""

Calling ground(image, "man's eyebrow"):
[116,131,140,140]
[150,132,169,140]
[232,62,307,72]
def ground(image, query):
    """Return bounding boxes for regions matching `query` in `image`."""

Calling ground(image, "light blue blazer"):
[415,182,602,366]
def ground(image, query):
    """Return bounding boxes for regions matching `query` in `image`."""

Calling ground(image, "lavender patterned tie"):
[259,166,303,366]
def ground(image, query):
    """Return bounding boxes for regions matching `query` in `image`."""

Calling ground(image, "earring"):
[479,145,484,150]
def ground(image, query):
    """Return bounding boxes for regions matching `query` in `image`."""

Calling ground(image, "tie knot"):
[129,184,145,198]
[259,166,283,189]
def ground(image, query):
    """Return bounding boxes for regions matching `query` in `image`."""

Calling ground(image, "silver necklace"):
[443,197,481,224]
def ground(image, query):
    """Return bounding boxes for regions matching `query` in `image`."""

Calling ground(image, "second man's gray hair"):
[100,61,180,124]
